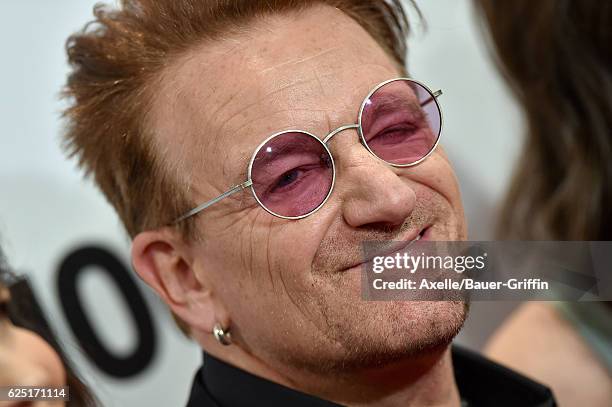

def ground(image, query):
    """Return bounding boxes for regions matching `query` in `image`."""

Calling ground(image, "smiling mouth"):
[343,226,429,272]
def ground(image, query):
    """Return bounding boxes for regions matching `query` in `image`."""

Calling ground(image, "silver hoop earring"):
[213,323,232,346]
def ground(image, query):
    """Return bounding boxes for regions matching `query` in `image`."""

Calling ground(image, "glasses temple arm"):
[421,89,443,107]
[173,180,253,224]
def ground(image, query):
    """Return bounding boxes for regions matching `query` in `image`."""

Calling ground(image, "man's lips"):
[342,226,430,272]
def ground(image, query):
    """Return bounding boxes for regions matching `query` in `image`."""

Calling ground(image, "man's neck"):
[198,336,460,407]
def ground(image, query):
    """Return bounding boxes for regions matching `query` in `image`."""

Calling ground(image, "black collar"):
[187,345,556,407]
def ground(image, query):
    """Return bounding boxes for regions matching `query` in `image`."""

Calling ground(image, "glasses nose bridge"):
[322,123,360,145]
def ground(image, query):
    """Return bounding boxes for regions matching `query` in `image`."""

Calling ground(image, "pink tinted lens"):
[360,80,441,165]
[250,132,334,218]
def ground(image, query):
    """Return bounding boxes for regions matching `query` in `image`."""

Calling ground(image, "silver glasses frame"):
[357,78,443,167]
[174,77,443,223]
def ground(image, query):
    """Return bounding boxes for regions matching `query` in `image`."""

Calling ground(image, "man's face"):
[152,5,467,374]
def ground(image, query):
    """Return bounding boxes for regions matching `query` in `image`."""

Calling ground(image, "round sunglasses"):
[175,78,443,222]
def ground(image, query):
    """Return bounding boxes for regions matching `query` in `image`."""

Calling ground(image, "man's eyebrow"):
[370,93,420,114]
[251,135,319,169]
[362,92,422,132]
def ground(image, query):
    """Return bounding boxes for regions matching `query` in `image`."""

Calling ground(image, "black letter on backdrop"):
[57,246,156,378]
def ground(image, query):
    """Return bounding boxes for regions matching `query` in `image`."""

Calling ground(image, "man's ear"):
[131,228,218,333]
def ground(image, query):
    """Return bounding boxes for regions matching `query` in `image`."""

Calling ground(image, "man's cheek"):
[411,155,460,203]
[271,221,325,259]
[265,231,323,295]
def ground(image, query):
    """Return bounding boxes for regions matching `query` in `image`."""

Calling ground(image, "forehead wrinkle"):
[180,32,398,149]
[258,46,343,75]
[213,64,371,140]
[230,108,339,136]
[155,26,267,136]
[214,35,398,134]
[209,61,399,154]
[212,75,316,138]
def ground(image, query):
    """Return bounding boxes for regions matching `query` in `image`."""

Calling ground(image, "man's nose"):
[334,139,417,229]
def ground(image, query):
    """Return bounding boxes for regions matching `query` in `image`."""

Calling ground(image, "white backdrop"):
[0,1,523,406]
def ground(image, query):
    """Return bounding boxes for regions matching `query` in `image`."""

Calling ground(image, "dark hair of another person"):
[475,0,612,240]
[0,249,98,406]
